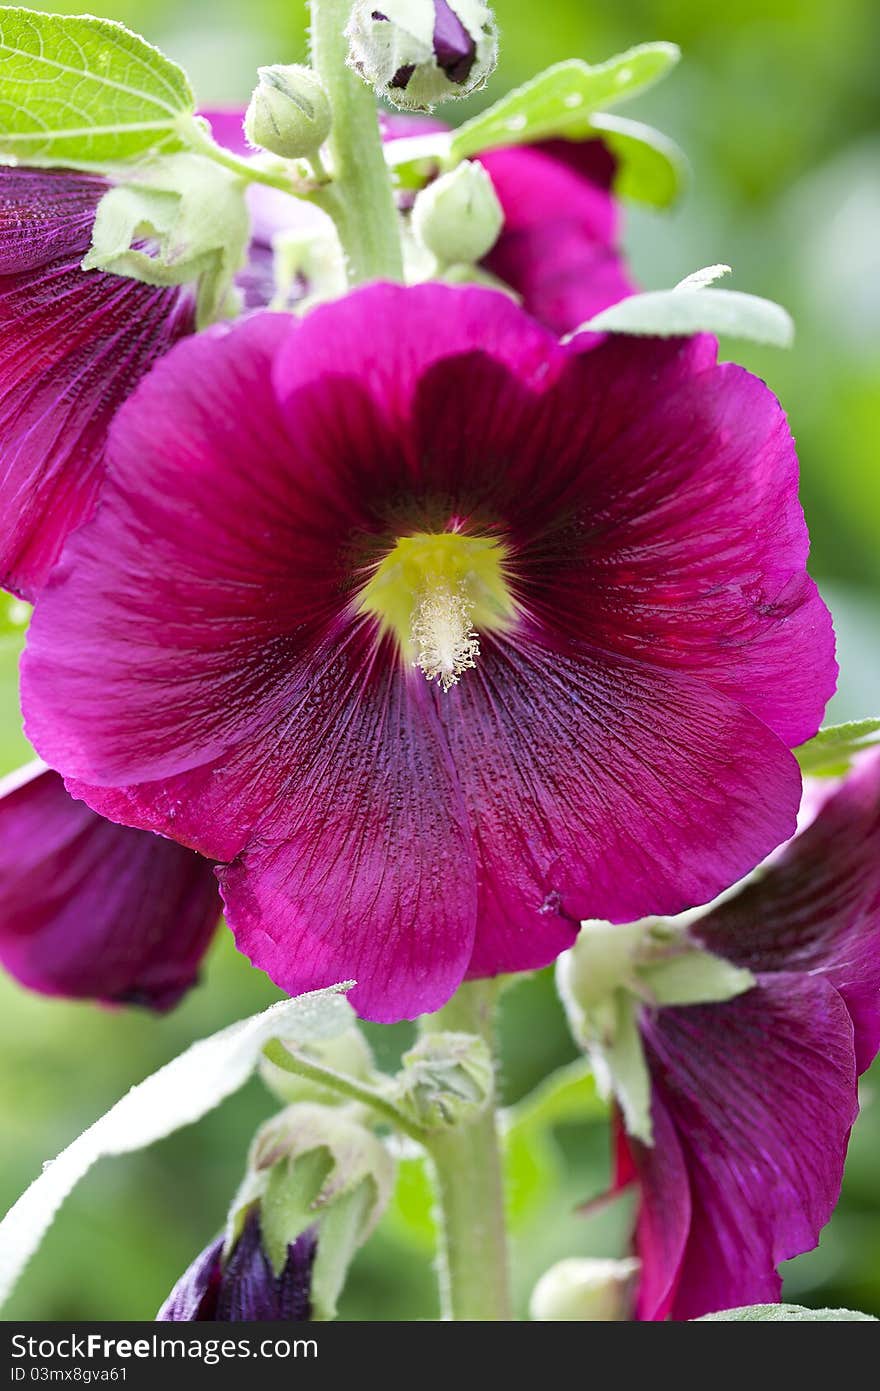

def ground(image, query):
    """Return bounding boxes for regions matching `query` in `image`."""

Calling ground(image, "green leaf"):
[795,719,880,777]
[0,7,195,167]
[449,44,680,162]
[581,281,794,347]
[502,1060,607,1228]
[384,112,686,210]
[587,112,688,208]
[0,984,354,1309]
[698,1303,878,1321]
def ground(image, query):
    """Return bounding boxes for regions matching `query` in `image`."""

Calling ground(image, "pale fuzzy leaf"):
[698,1304,877,1321]
[582,286,794,347]
[0,6,195,166]
[676,263,731,290]
[450,45,680,162]
[0,985,354,1308]
[796,718,880,776]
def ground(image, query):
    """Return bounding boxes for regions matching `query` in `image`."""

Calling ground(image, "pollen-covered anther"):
[411,581,480,691]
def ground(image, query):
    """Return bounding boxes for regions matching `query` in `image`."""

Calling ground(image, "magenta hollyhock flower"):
[614,751,880,1321]
[157,1209,316,1321]
[0,166,195,600]
[0,762,220,1010]
[383,115,637,333]
[22,283,835,1022]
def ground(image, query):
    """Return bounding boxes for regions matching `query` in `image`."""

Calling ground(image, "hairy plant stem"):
[309,0,404,284]
[420,980,513,1321]
[262,1038,426,1143]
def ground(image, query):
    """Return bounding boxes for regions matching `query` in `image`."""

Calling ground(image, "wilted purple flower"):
[613,752,880,1320]
[23,283,835,1021]
[0,762,220,1010]
[158,1208,316,1321]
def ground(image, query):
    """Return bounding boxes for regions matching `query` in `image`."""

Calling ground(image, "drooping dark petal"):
[613,1101,690,1323]
[446,630,802,976]
[0,167,195,601]
[0,764,220,1010]
[156,1236,225,1320]
[695,750,880,1073]
[479,139,635,334]
[157,1210,316,1322]
[628,977,858,1321]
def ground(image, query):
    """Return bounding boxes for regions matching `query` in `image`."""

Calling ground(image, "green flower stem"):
[261,1038,427,1143]
[309,0,404,284]
[420,980,513,1321]
[181,116,307,195]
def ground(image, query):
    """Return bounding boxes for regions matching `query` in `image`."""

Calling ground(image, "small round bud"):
[393,1030,493,1130]
[412,160,503,266]
[530,1258,640,1322]
[245,65,332,160]
[346,0,498,112]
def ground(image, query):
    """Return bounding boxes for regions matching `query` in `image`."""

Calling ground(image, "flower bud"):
[393,1030,493,1130]
[412,160,503,266]
[244,65,332,160]
[159,1104,393,1322]
[259,1025,375,1107]
[346,0,498,111]
[157,1207,316,1321]
[530,1258,640,1322]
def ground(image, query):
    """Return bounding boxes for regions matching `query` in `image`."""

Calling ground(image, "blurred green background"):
[1,0,879,1321]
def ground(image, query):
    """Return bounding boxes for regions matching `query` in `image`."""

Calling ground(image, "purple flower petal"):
[432,1,476,84]
[0,764,220,1010]
[217,629,479,1023]
[21,285,832,1020]
[614,1100,690,1322]
[156,1236,224,1320]
[158,1210,316,1321]
[381,116,634,334]
[451,631,802,973]
[547,334,836,747]
[0,167,194,600]
[479,140,636,334]
[696,749,880,1073]
[626,977,858,1320]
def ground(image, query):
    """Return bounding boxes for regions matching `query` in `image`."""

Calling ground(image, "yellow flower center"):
[358,532,516,691]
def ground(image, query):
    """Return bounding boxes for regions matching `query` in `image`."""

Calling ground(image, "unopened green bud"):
[233,1103,395,1320]
[245,65,332,159]
[530,1258,640,1321]
[346,0,498,112]
[259,1025,375,1107]
[393,1030,493,1131]
[412,160,503,267]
